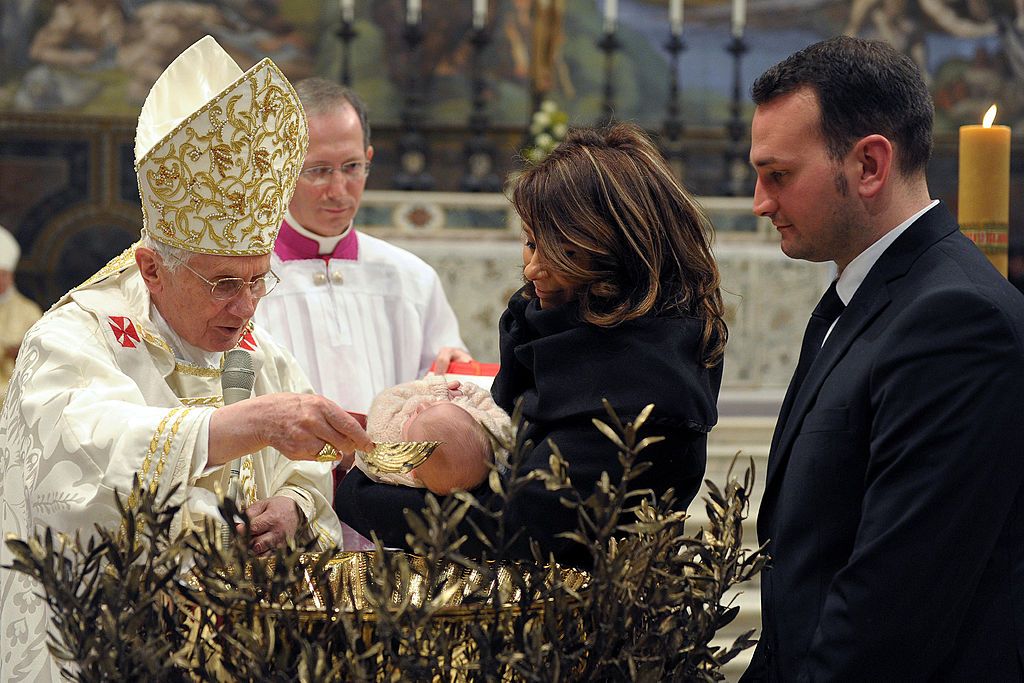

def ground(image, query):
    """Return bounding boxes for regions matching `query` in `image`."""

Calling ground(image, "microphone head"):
[222,348,255,404]
[224,348,254,371]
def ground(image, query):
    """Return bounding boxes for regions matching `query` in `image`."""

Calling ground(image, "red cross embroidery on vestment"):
[108,316,140,349]
[238,329,258,351]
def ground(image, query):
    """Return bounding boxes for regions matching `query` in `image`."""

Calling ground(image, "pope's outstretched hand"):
[208,393,372,469]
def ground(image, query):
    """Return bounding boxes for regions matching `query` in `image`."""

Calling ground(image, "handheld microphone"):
[221,348,255,546]
[222,348,255,406]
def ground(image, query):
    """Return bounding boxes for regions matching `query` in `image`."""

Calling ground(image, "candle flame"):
[982,104,998,128]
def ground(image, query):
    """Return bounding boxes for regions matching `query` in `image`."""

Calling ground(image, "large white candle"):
[407,0,421,25]
[731,0,746,37]
[340,0,354,23]
[472,0,487,29]
[959,104,1011,276]
[670,0,684,36]
[604,0,618,34]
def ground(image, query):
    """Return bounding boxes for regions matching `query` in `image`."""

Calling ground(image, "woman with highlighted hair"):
[337,123,726,567]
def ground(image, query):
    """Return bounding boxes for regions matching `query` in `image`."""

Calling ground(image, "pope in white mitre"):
[0,37,373,681]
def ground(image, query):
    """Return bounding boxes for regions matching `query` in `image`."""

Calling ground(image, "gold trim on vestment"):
[311,520,335,551]
[154,408,191,489]
[122,406,184,543]
[180,396,223,406]
[77,245,138,291]
[142,408,178,486]
[239,455,257,508]
[174,362,222,378]
[142,327,174,356]
[57,244,138,305]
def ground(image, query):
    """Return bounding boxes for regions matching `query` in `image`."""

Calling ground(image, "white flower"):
[526,147,546,162]
[524,100,568,163]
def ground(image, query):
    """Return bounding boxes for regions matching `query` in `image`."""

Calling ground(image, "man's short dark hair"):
[293,77,371,150]
[751,35,933,177]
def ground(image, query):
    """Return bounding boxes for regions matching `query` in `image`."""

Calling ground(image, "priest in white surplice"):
[0,37,372,682]
[254,79,470,418]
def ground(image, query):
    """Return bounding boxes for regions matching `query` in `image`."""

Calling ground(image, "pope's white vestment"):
[0,250,342,682]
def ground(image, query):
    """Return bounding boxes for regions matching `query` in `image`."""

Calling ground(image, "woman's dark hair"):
[509,122,727,366]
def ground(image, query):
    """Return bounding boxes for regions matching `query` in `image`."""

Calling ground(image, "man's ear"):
[853,134,893,199]
[135,247,164,294]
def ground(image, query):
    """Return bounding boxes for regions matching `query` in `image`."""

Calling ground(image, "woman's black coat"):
[335,288,722,567]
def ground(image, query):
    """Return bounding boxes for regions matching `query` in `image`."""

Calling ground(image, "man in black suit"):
[742,36,1024,680]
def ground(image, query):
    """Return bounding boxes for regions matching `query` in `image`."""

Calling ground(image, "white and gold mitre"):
[135,36,307,256]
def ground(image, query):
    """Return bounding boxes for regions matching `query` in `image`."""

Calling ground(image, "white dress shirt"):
[824,200,939,343]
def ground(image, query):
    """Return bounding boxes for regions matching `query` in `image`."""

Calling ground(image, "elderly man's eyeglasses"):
[299,161,371,186]
[174,258,280,300]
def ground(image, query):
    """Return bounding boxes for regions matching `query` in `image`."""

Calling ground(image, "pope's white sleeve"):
[2,305,214,537]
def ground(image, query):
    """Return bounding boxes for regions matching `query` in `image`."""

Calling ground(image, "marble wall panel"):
[391,236,831,392]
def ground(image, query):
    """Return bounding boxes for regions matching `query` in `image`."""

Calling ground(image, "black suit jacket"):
[744,203,1024,681]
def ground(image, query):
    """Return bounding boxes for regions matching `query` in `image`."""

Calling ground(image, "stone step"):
[707,415,777,445]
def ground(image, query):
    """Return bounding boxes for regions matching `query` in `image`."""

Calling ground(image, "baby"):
[357,375,512,495]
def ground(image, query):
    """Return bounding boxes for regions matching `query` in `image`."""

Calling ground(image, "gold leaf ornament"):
[154,163,180,187]
[211,144,234,177]
[253,148,271,174]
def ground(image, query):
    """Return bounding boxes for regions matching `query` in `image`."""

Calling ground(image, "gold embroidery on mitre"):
[137,60,308,256]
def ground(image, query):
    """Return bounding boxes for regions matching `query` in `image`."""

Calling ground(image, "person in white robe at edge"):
[0,224,43,411]
[254,78,471,550]
[0,36,374,682]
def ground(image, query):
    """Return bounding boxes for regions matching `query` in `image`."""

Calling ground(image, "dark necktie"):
[791,281,845,393]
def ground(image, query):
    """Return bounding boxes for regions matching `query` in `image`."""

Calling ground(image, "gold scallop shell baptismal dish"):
[360,440,441,475]
[313,440,440,469]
